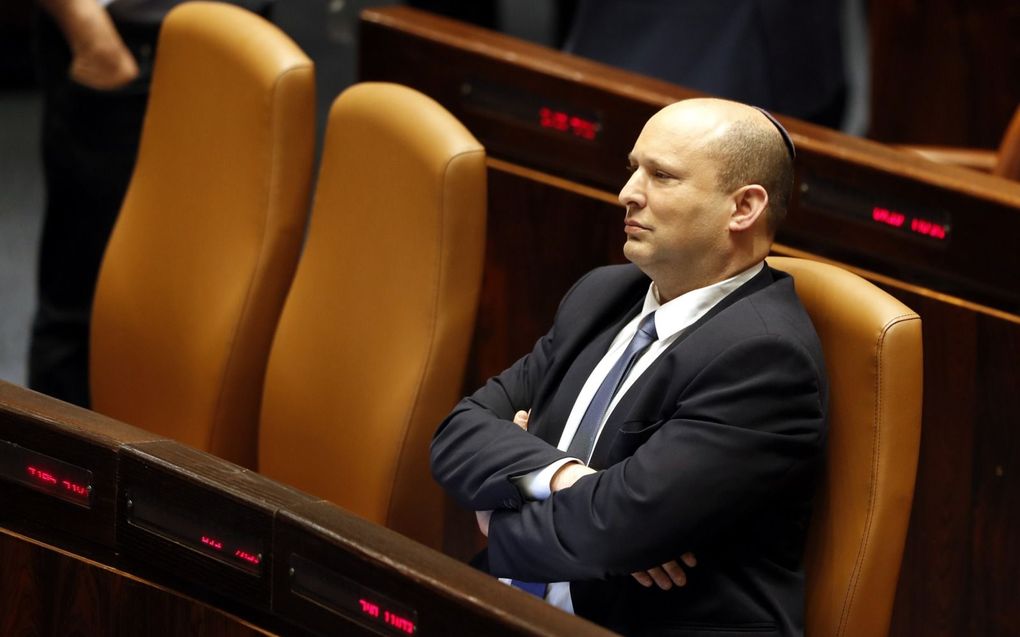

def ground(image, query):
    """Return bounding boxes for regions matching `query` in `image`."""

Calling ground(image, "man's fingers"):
[680,552,697,568]
[512,410,529,430]
[631,570,654,588]
[632,561,689,590]
[648,562,681,587]
[661,560,687,587]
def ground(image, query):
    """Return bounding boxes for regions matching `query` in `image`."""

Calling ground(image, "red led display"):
[460,80,603,145]
[910,217,947,239]
[539,107,599,140]
[384,611,416,634]
[872,206,948,241]
[201,535,224,550]
[871,206,905,228]
[27,465,57,484]
[125,487,264,575]
[0,438,94,508]
[234,550,261,566]
[194,533,260,567]
[24,464,92,498]
[63,480,89,497]
[355,599,415,634]
[290,554,419,637]
[359,599,380,618]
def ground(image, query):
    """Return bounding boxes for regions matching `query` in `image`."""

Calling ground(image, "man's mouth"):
[625,219,649,233]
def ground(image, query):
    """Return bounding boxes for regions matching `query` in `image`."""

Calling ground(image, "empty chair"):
[995,104,1020,180]
[768,256,922,637]
[90,2,315,469]
[258,83,487,550]
[901,103,1020,180]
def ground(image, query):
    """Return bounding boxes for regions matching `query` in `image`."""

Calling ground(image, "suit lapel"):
[530,301,642,445]
[587,266,777,468]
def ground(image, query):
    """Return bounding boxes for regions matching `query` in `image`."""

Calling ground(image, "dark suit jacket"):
[563,0,847,128]
[431,263,828,637]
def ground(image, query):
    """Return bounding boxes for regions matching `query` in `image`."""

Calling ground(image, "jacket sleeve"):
[429,271,601,512]
[484,334,827,582]
[429,328,574,511]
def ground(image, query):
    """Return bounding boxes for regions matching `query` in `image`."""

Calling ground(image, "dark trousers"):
[28,14,156,406]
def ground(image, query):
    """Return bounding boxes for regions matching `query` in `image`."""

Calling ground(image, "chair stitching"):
[209,62,310,459]
[838,312,918,636]
[386,145,483,527]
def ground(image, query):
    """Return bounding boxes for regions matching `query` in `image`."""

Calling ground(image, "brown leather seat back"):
[258,83,486,550]
[768,257,922,637]
[90,2,315,469]
[994,105,1020,180]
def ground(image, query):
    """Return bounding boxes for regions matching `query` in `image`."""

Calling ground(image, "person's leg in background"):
[28,13,152,406]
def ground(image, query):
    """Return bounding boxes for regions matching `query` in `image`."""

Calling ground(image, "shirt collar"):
[641,262,765,340]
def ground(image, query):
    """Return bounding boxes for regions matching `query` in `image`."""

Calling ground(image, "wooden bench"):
[0,381,612,636]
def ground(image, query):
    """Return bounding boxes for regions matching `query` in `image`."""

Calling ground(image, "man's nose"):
[619,170,646,210]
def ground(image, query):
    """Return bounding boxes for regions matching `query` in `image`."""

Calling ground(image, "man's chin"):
[622,240,646,265]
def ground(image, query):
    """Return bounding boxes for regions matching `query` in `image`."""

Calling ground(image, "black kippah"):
[754,107,796,160]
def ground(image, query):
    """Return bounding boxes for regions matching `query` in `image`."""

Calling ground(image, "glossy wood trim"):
[362,5,1020,208]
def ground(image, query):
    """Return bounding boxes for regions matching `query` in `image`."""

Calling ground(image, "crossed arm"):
[431,332,825,585]
[473,409,695,590]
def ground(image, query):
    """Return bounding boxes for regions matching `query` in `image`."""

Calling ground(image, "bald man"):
[431,99,828,637]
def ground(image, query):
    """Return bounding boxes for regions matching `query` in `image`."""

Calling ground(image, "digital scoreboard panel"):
[290,553,419,636]
[0,438,93,508]
[461,78,603,144]
[125,485,264,576]
[799,172,952,246]
[116,445,277,606]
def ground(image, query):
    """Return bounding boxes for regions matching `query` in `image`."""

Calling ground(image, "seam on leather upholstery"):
[208,62,310,457]
[386,147,483,528]
[388,163,442,521]
[838,312,918,636]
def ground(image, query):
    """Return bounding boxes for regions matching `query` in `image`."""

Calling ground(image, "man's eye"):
[654,170,673,179]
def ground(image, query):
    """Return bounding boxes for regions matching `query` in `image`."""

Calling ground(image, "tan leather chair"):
[995,104,1020,180]
[901,103,1020,180]
[768,257,922,637]
[90,2,315,469]
[257,83,486,550]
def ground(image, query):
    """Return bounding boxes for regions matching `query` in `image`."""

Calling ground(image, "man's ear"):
[729,184,769,232]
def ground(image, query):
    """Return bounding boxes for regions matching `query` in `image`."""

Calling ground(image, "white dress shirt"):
[507,262,765,613]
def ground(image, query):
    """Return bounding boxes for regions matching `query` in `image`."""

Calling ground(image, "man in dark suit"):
[562,0,847,128]
[431,98,828,637]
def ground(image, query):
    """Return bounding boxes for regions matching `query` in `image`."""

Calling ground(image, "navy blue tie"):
[510,579,547,598]
[508,312,657,600]
[567,311,658,463]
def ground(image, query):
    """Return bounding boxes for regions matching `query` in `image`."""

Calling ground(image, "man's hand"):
[485,408,595,535]
[550,461,596,492]
[70,36,139,90]
[512,409,529,430]
[38,0,139,90]
[631,553,697,589]
[475,509,492,537]
[509,406,695,587]
[474,411,529,538]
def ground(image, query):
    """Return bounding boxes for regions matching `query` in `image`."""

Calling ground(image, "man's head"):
[619,98,794,301]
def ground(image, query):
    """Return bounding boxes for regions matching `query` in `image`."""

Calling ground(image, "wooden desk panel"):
[0,383,613,636]
[0,383,160,548]
[0,529,270,637]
